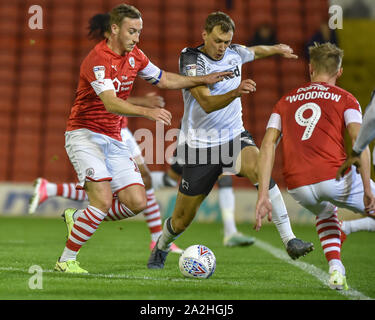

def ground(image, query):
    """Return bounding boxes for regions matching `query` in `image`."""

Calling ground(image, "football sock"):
[218,187,237,237]
[316,209,345,274]
[104,198,138,221]
[150,171,178,190]
[268,184,296,246]
[143,188,163,242]
[157,218,180,251]
[55,183,88,201]
[60,205,106,262]
[341,217,375,235]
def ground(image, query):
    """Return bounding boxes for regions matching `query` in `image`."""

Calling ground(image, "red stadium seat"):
[248,0,273,11]
[280,59,307,76]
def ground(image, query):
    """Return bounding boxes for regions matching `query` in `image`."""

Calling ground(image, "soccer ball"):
[178,244,216,279]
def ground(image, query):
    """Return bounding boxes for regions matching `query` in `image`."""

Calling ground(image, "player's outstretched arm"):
[337,90,375,180]
[248,44,298,60]
[99,90,171,125]
[190,79,256,114]
[255,128,281,231]
[156,70,233,90]
[346,123,375,215]
[127,92,165,109]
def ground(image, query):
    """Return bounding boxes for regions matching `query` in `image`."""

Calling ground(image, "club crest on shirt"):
[129,57,135,68]
[93,66,105,80]
[86,168,95,178]
[186,64,197,76]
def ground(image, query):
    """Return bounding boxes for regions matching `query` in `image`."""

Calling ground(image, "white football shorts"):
[121,127,144,163]
[288,167,375,218]
[65,128,144,194]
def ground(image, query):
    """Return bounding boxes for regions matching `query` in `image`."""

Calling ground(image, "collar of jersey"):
[195,44,227,62]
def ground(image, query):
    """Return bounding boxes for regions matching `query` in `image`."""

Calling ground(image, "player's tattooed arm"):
[248,44,298,60]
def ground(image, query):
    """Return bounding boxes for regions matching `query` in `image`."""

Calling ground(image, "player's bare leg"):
[147,192,205,269]
[237,146,314,259]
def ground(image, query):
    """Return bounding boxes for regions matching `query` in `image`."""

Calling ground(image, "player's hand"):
[274,44,298,59]
[146,108,172,126]
[143,92,166,108]
[254,195,273,231]
[364,191,375,218]
[235,79,256,97]
[201,71,234,84]
[336,155,361,180]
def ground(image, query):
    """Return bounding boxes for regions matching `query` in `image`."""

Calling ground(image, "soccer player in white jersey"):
[255,42,375,290]
[55,4,231,273]
[336,90,375,239]
[147,11,314,270]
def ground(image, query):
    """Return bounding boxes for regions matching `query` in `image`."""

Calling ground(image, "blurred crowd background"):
[0,0,374,189]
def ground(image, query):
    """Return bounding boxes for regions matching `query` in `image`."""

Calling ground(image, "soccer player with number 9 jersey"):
[256,42,375,290]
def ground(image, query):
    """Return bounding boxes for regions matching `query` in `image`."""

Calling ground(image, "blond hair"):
[308,42,344,76]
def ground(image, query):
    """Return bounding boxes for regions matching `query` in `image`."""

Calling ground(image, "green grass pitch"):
[0,216,374,300]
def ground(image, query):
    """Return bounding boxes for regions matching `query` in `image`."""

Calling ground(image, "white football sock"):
[157,218,180,251]
[269,184,295,247]
[342,217,375,235]
[150,171,178,191]
[46,182,57,197]
[219,187,237,237]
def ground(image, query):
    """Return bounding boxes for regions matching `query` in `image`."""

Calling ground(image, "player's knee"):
[126,194,147,214]
[92,197,112,213]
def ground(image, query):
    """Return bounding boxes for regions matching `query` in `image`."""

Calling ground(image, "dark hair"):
[109,4,142,27]
[88,13,110,40]
[205,11,235,34]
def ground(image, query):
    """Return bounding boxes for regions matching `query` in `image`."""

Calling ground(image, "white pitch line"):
[0,266,244,286]
[254,238,374,300]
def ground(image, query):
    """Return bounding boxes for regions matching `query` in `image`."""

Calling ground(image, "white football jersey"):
[178,44,255,148]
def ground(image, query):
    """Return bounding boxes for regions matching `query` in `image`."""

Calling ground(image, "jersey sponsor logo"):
[222,65,240,80]
[129,57,135,68]
[93,66,105,80]
[186,64,197,76]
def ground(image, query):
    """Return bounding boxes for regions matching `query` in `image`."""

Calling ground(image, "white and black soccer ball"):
[179,244,216,279]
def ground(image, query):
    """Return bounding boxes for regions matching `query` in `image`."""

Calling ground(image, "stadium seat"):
[276,13,303,28]
[190,0,217,10]
[0,85,14,113]
[275,0,301,12]
[45,113,68,132]
[280,59,307,76]
[248,0,273,11]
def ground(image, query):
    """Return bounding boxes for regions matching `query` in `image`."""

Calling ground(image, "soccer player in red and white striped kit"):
[29,13,182,254]
[53,4,231,273]
[29,116,183,253]
[256,42,375,290]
